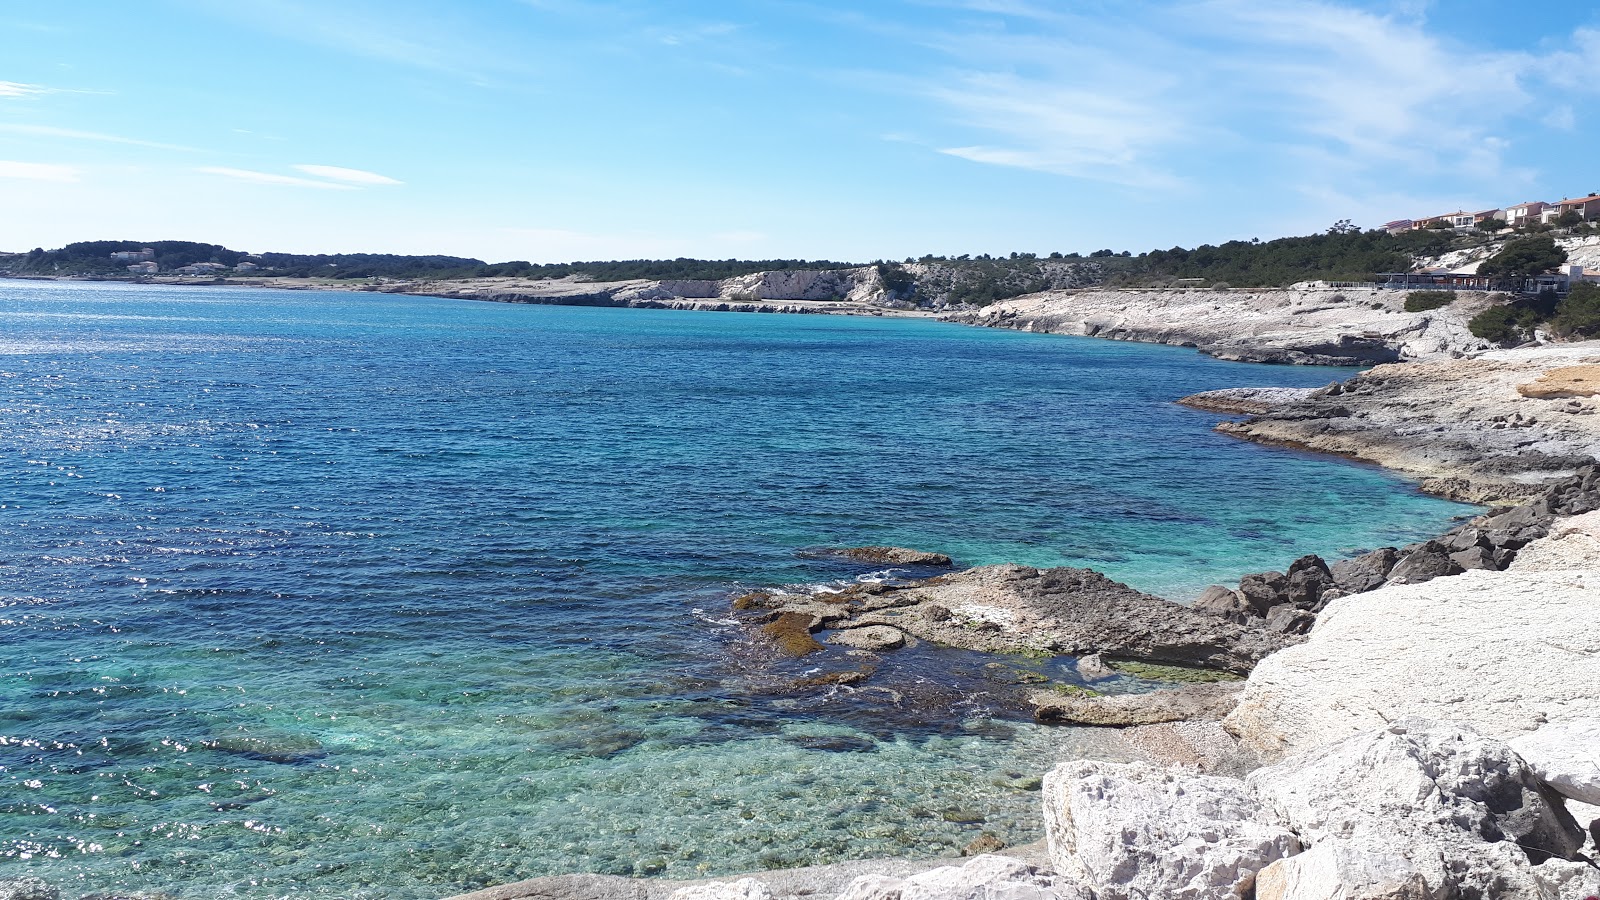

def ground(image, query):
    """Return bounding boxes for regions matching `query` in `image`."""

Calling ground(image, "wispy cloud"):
[199,166,357,190]
[0,81,48,98]
[292,164,402,185]
[0,160,80,182]
[0,123,195,152]
[861,0,1566,193]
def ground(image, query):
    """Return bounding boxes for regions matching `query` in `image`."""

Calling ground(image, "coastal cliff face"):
[943,286,1493,365]
[1214,342,1600,502]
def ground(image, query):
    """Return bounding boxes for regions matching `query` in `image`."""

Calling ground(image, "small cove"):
[0,280,1478,898]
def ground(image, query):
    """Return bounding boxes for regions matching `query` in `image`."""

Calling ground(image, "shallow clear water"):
[0,280,1475,898]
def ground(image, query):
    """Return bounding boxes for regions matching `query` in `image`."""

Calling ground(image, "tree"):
[1552,282,1600,338]
[1555,209,1583,228]
[1477,235,1568,279]
[1326,219,1358,235]
[1475,217,1506,232]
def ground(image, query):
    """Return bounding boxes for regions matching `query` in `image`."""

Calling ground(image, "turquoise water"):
[0,280,1474,898]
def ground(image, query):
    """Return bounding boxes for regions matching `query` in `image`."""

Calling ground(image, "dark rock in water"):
[980,662,1049,685]
[204,732,326,764]
[830,546,955,567]
[793,668,874,689]
[1330,547,1398,594]
[1284,555,1332,609]
[1386,540,1465,585]
[1192,585,1251,624]
[1264,604,1316,635]
[731,591,774,611]
[1031,682,1243,727]
[786,734,879,753]
[962,833,1007,856]
[1237,570,1289,617]
[762,612,826,657]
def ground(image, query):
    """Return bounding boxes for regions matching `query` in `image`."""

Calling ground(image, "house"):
[234,261,259,272]
[110,248,156,262]
[175,262,228,275]
[125,261,159,274]
[1473,209,1504,226]
[1504,201,1549,228]
[1414,211,1476,230]
[1555,194,1600,222]
[1383,219,1414,235]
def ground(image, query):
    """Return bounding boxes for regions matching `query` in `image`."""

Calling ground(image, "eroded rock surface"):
[751,565,1297,675]
[947,286,1491,366]
[1043,760,1300,900]
[1210,343,1600,503]
[1225,565,1600,758]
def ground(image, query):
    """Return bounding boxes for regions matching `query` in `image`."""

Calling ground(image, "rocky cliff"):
[943,286,1495,365]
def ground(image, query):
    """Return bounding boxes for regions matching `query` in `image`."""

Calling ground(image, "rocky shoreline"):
[441,342,1600,900]
[446,469,1600,900]
[1208,342,1600,503]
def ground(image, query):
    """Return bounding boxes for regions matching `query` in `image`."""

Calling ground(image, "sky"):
[2,0,1599,263]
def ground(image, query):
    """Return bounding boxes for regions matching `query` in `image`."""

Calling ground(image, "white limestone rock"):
[668,877,773,900]
[1509,721,1600,807]
[1042,760,1299,900]
[1246,719,1590,899]
[1224,570,1600,758]
[1509,511,1600,573]
[834,855,1078,900]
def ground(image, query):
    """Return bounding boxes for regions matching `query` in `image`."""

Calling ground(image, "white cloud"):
[0,81,47,98]
[198,166,357,190]
[0,123,194,152]
[0,160,79,182]
[292,164,402,185]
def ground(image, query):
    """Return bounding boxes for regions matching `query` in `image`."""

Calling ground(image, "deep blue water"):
[0,280,1475,898]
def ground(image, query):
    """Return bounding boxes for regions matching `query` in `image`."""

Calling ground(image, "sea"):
[0,279,1477,898]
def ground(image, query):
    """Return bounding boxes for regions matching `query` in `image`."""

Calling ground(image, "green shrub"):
[1468,303,1542,344]
[1404,290,1455,312]
[1552,282,1600,338]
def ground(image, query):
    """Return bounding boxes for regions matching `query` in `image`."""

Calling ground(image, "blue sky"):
[2,0,1598,263]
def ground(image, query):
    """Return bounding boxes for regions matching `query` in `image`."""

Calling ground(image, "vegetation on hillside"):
[1467,284,1600,344]
[1403,291,1455,312]
[1,224,1586,310]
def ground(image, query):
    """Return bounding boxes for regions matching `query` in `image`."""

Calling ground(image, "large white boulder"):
[1246,720,1592,899]
[1042,760,1299,900]
[1509,721,1600,807]
[1224,570,1600,757]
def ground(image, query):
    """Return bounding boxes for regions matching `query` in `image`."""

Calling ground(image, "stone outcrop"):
[1223,513,1600,759]
[946,286,1492,365]
[1509,722,1600,808]
[828,546,955,567]
[1043,760,1300,899]
[1519,365,1600,399]
[1210,343,1600,503]
[745,564,1299,675]
[1248,720,1593,900]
